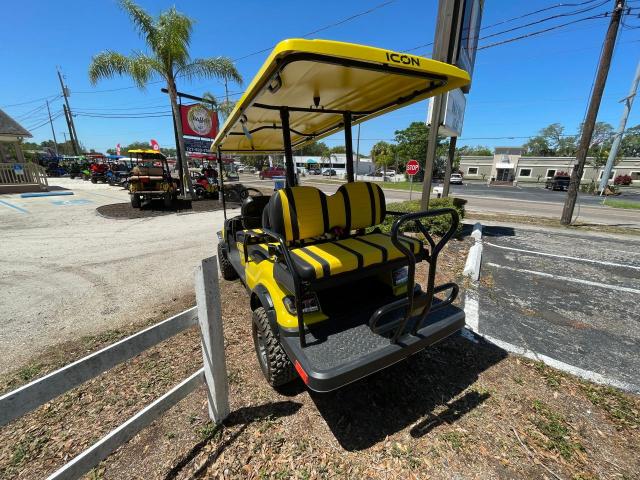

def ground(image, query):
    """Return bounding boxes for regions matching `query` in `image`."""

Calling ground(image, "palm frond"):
[128,52,163,87]
[119,0,157,42]
[178,57,243,84]
[155,6,193,66]
[88,51,133,85]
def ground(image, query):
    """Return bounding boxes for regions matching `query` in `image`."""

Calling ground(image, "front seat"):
[241,195,271,229]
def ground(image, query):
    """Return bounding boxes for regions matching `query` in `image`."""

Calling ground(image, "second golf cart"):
[127,149,178,208]
[214,39,470,392]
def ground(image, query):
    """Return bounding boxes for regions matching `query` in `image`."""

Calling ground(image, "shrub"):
[556,171,569,177]
[379,197,466,237]
[614,174,632,186]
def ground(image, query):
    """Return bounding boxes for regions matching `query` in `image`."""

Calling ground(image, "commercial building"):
[293,154,375,175]
[459,147,640,184]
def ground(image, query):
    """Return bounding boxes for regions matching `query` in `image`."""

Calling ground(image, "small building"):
[459,146,640,184]
[293,155,375,175]
[0,109,49,193]
[0,108,32,163]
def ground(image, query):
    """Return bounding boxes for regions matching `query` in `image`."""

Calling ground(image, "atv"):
[213,39,470,392]
[127,149,178,208]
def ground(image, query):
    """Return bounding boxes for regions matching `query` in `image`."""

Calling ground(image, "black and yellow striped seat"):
[262,182,426,287]
[286,233,423,282]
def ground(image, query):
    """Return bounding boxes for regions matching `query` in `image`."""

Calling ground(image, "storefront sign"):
[184,137,213,154]
[180,103,219,139]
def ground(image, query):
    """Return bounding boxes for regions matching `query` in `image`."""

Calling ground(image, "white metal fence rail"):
[0,256,228,480]
[0,162,49,187]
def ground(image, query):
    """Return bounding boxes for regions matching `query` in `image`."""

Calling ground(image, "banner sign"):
[180,103,219,139]
[456,0,483,93]
[150,139,160,151]
[116,143,121,155]
[184,137,213,154]
[427,88,466,137]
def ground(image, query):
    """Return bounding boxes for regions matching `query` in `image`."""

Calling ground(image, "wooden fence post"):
[195,256,230,423]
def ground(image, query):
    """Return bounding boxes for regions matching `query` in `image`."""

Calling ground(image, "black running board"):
[279,304,465,392]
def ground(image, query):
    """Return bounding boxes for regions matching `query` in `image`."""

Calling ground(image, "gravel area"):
[0,178,236,374]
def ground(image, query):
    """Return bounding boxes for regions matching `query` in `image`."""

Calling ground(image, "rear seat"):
[261,182,425,287]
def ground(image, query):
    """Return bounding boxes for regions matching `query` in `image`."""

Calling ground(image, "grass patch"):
[17,363,43,382]
[580,383,640,429]
[532,361,563,389]
[531,400,583,459]
[602,198,640,210]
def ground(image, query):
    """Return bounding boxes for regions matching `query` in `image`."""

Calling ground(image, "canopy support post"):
[280,107,296,187]
[217,146,227,220]
[343,112,354,182]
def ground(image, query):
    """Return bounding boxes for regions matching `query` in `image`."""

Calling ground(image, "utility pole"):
[599,59,640,194]
[46,100,59,157]
[57,68,81,155]
[420,0,460,209]
[442,136,457,197]
[561,0,625,224]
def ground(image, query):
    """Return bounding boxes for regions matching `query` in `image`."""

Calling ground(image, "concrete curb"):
[463,222,483,281]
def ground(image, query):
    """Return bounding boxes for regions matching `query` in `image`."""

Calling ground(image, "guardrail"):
[0,256,228,480]
[0,162,49,188]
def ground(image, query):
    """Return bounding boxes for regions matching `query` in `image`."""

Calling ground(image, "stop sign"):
[406,159,420,176]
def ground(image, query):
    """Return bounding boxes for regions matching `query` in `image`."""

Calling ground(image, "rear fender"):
[251,285,279,336]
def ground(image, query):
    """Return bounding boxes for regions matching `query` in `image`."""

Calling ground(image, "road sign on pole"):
[407,159,420,201]
[406,159,420,176]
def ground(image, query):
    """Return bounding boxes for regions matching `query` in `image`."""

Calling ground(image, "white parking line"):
[485,262,640,294]
[485,242,640,271]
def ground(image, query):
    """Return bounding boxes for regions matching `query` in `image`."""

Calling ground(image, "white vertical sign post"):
[195,256,230,423]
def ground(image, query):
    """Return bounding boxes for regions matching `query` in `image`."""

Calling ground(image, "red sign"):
[180,103,219,139]
[116,143,121,155]
[406,159,420,176]
[150,139,160,151]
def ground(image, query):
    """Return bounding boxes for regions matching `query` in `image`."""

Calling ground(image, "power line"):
[0,94,60,109]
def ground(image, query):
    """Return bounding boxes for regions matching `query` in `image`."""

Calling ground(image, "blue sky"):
[1,0,639,155]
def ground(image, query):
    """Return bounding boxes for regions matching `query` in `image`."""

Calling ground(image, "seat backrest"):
[266,186,327,242]
[264,182,386,241]
[241,195,270,229]
[335,182,386,230]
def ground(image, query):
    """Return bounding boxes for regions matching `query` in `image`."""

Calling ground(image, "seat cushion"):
[280,232,423,283]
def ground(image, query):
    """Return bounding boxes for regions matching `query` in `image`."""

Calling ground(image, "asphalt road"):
[240,175,640,228]
[475,226,640,391]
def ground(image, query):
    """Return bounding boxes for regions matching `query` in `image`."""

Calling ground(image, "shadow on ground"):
[481,226,516,238]
[310,334,507,450]
[95,198,240,219]
[165,401,302,480]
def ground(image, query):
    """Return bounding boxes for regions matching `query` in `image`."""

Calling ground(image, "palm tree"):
[88,0,242,198]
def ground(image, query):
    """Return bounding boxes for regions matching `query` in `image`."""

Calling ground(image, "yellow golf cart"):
[127,149,178,208]
[213,39,470,392]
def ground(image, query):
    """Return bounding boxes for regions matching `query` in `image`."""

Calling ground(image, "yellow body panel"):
[213,38,470,153]
[243,247,328,329]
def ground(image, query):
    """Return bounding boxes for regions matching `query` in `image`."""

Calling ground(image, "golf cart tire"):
[131,194,141,209]
[217,243,239,281]
[91,177,97,184]
[163,192,174,208]
[252,307,296,387]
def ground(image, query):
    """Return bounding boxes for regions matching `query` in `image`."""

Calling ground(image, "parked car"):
[322,169,337,176]
[308,168,321,175]
[450,173,463,185]
[259,166,286,180]
[545,175,570,191]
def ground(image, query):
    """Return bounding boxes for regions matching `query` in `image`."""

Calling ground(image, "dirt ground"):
[1,237,638,480]
[0,178,236,373]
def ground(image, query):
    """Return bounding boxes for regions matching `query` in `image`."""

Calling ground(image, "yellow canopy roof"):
[127,149,166,157]
[212,39,470,154]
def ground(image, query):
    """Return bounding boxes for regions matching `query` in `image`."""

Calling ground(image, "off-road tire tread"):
[217,243,239,280]
[252,307,296,387]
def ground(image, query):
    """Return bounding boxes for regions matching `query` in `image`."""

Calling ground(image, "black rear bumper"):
[279,303,465,392]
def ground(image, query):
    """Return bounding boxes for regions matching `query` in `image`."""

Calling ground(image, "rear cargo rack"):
[369,207,460,343]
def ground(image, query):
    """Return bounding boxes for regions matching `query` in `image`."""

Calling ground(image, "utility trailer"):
[212,39,470,392]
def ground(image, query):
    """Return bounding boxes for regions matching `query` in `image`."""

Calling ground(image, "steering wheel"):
[240,187,262,200]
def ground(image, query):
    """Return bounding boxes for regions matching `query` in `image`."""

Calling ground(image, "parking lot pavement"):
[472,226,640,391]
[0,178,235,373]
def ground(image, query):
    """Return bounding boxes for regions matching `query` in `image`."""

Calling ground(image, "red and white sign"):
[150,139,160,151]
[406,159,420,176]
[116,143,121,155]
[180,103,219,139]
